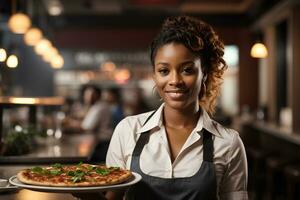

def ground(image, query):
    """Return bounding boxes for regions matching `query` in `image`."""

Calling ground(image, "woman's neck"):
[163,104,201,129]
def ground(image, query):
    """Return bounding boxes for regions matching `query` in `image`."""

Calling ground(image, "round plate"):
[9,172,141,193]
[0,184,19,193]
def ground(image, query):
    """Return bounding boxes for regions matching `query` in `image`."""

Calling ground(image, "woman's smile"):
[165,90,188,100]
[153,42,204,111]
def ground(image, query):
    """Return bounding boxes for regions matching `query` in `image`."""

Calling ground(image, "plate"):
[9,172,141,193]
[0,184,19,193]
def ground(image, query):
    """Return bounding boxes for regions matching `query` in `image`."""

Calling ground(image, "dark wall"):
[2,34,54,97]
[12,44,54,97]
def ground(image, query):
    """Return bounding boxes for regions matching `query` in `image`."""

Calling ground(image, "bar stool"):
[284,165,300,200]
[265,156,291,200]
[246,147,273,200]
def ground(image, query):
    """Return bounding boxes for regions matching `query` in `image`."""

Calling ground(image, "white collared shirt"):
[106,104,248,200]
[81,101,113,140]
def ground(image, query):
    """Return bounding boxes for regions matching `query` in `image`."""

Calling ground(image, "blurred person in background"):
[104,15,248,200]
[105,87,125,129]
[122,87,151,116]
[88,87,125,162]
[63,84,114,162]
[62,85,113,137]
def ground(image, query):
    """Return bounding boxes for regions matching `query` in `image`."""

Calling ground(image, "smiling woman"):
[104,15,248,200]
[153,42,203,112]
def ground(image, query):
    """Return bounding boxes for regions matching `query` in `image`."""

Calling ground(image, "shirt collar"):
[136,103,164,134]
[137,103,223,138]
[199,108,223,138]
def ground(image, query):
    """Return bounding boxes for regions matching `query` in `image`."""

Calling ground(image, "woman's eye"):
[158,68,169,76]
[182,67,194,74]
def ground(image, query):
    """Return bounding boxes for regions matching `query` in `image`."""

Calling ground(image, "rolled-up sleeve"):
[219,133,248,200]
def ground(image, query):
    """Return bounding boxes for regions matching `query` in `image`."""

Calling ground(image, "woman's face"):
[153,42,204,111]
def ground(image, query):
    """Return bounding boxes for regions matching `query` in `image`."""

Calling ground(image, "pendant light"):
[8,0,31,34]
[6,54,18,68]
[51,54,64,69]
[250,32,268,58]
[24,28,43,46]
[0,48,7,62]
[250,42,268,58]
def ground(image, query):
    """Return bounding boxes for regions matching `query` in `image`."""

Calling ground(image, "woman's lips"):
[165,91,187,100]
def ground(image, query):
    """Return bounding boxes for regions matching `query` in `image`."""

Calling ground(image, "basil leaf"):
[77,161,83,167]
[31,167,43,174]
[75,169,83,174]
[51,163,63,168]
[87,165,96,171]
[109,167,120,171]
[43,170,51,175]
[72,176,82,183]
[95,168,110,176]
[50,170,62,175]
[67,171,75,176]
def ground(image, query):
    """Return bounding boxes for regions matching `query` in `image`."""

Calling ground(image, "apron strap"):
[131,110,157,163]
[142,110,157,126]
[202,129,214,162]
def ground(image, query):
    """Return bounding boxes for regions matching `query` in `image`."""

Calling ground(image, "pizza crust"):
[17,168,132,187]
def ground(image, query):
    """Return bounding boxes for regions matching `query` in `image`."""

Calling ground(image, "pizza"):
[17,162,132,187]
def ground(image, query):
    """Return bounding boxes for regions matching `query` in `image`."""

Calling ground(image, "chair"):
[284,164,300,200]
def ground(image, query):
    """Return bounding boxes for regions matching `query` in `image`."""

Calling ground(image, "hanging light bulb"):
[42,46,58,62]
[51,54,64,69]
[34,39,52,55]
[250,42,268,58]
[0,48,7,62]
[24,28,43,46]
[8,13,32,34]
[6,54,18,68]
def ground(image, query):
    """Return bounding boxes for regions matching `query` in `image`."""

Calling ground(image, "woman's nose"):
[169,72,183,86]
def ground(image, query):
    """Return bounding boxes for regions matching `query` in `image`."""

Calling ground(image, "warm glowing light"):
[114,69,131,84]
[101,61,116,72]
[6,54,18,68]
[8,13,31,34]
[11,98,37,104]
[47,0,64,16]
[24,28,43,46]
[0,96,65,105]
[51,54,64,69]
[49,5,63,16]
[0,48,7,62]
[250,43,268,58]
[42,46,58,62]
[34,39,52,55]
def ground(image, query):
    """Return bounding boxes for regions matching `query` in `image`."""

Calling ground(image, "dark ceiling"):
[0,0,283,29]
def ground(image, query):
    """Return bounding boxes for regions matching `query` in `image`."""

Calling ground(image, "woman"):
[105,15,248,200]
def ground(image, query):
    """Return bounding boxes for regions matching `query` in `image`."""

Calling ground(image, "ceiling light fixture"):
[6,54,18,68]
[34,39,52,55]
[0,48,7,62]
[24,28,43,46]
[51,54,64,69]
[44,0,64,16]
[250,42,268,58]
[8,13,32,34]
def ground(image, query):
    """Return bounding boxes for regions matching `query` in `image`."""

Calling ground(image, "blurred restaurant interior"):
[1,0,300,199]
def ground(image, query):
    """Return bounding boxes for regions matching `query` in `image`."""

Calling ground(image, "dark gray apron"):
[126,111,217,200]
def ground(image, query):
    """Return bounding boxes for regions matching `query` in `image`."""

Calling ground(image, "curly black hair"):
[150,15,227,115]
